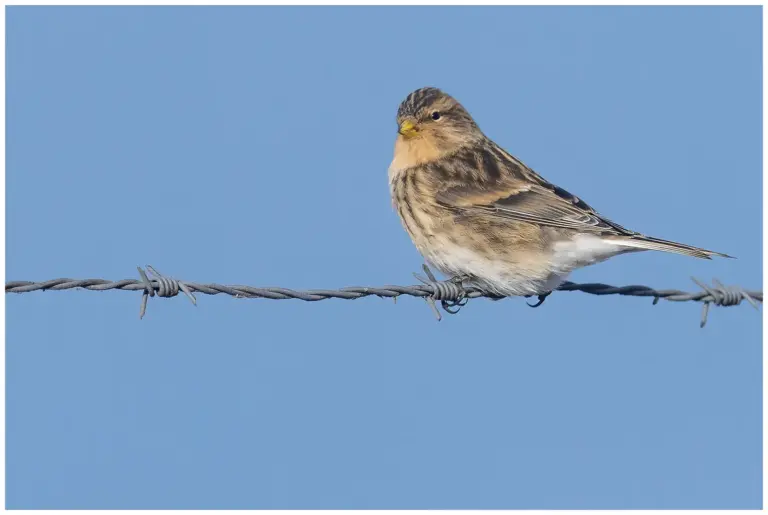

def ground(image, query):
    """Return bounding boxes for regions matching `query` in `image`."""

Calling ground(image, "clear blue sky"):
[6,6,762,509]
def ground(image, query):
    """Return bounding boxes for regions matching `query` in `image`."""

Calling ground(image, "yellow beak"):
[398,119,418,138]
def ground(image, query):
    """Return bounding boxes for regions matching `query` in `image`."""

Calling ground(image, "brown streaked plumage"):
[389,86,732,297]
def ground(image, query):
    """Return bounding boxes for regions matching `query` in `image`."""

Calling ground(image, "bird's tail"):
[609,235,734,260]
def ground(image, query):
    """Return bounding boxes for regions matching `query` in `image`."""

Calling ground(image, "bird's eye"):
[431,111,441,120]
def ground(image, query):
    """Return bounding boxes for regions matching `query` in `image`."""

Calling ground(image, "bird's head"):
[394,87,485,162]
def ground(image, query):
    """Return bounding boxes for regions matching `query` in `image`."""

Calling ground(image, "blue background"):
[6,6,762,509]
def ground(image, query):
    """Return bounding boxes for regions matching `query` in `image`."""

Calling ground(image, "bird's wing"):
[435,145,636,235]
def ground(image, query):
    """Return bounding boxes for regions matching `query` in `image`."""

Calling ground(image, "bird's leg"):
[448,273,473,288]
[447,274,510,302]
[526,291,552,308]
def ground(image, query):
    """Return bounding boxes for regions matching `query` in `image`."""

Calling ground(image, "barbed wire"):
[5,265,761,327]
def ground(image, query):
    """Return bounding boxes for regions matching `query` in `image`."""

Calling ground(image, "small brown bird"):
[388,87,731,299]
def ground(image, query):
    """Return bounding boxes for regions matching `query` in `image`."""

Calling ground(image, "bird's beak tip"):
[398,120,418,138]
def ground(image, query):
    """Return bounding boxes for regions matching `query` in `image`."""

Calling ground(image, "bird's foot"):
[448,273,473,287]
[526,291,552,308]
[414,265,470,320]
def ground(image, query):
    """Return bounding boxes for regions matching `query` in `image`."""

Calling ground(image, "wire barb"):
[413,264,469,321]
[136,265,196,319]
[689,277,759,328]
[5,266,761,326]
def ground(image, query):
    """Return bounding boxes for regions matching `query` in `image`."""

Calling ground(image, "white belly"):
[422,237,564,297]
[422,234,627,297]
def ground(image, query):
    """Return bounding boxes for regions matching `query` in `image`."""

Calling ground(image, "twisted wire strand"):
[6,265,761,327]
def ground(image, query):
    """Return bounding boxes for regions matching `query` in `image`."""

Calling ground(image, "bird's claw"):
[414,265,470,320]
[526,291,551,308]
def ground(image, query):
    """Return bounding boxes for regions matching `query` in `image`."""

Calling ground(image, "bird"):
[388,86,732,301]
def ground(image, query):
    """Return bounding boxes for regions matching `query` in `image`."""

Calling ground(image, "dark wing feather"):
[435,143,636,236]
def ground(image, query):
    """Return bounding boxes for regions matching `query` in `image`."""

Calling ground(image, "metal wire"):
[6,265,761,327]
